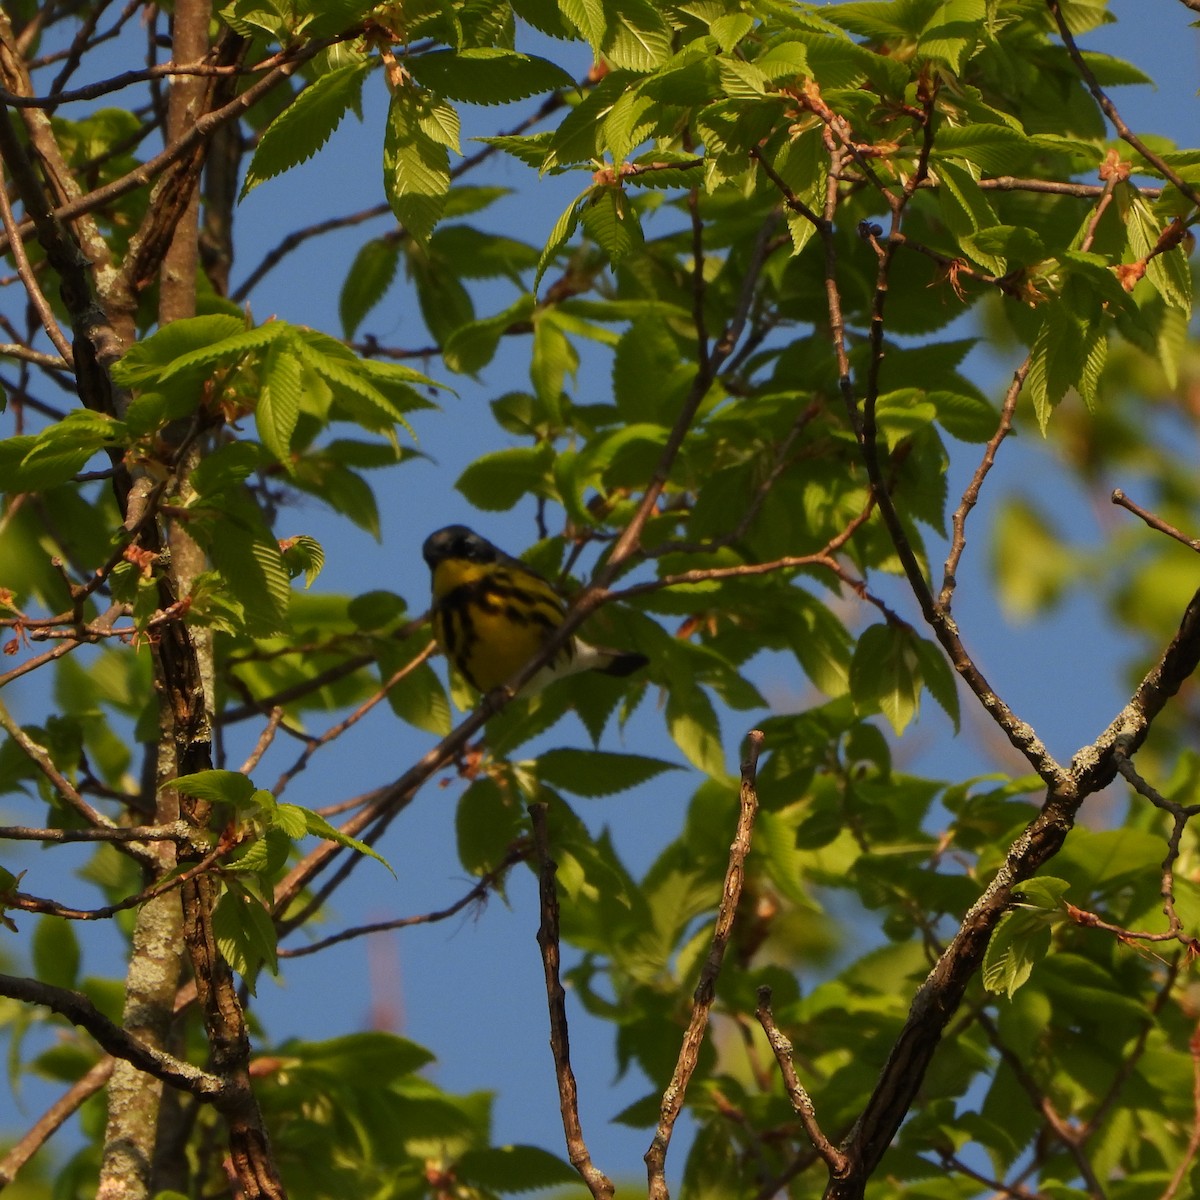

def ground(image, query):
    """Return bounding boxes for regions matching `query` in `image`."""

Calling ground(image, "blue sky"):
[3,0,1200,1190]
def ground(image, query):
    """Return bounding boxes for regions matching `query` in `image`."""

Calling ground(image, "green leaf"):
[32,916,80,989]
[602,0,673,71]
[8,410,126,490]
[982,907,1054,997]
[580,185,644,266]
[960,225,1045,273]
[241,62,369,196]
[442,295,536,375]
[380,641,452,736]
[171,769,257,807]
[384,88,451,244]
[157,322,285,380]
[929,389,999,442]
[280,534,324,588]
[849,624,922,736]
[1014,877,1071,909]
[202,509,294,637]
[665,684,727,780]
[535,748,680,797]
[213,881,278,986]
[456,776,525,876]
[534,189,587,293]
[292,1030,434,1078]
[291,456,382,539]
[339,238,401,338]
[293,336,417,438]
[915,0,986,72]
[935,124,1035,175]
[407,48,575,104]
[455,444,553,510]
[256,337,302,468]
[111,315,245,386]
[912,636,960,732]
[1025,304,1102,433]
[299,807,395,874]
[454,1144,578,1192]
[935,159,998,244]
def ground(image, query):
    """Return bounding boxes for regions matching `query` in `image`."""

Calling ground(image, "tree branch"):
[530,803,614,1200]
[0,973,221,1097]
[645,730,763,1199]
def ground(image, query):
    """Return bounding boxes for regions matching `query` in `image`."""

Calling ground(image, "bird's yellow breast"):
[431,559,569,692]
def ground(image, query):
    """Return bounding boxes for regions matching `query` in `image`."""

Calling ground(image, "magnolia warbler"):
[422,525,648,695]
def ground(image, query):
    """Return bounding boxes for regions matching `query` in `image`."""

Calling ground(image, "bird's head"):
[422,525,499,569]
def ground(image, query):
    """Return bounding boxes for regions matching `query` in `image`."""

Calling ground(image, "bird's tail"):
[594,648,649,678]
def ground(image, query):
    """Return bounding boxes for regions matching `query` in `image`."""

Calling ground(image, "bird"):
[422,524,648,695]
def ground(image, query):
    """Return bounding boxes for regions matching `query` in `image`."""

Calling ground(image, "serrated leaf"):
[982,907,1052,998]
[241,62,369,196]
[407,48,575,104]
[213,882,278,987]
[665,684,726,780]
[384,88,451,244]
[171,769,257,807]
[339,238,401,338]
[580,185,644,266]
[272,803,309,839]
[158,323,286,381]
[535,748,680,797]
[560,0,606,47]
[850,624,922,736]
[935,123,1034,175]
[12,411,126,490]
[111,315,246,386]
[912,636,960,732]
[456,776,524,876]
[1014,877,1071,909]
[256,338,302,468]
[455,445,553,510]
[929,390,999,442]
[1026,305,1096,433]
[280,534,324,588]
[534,189,587,293]
[203,514,293,638]
[300,807,395,874]
[441,303,519,375]
[603,0,673,71]
[293,338,417,438]
[916,0,985,72]
[390,661,452,735]
[710,12,754,51]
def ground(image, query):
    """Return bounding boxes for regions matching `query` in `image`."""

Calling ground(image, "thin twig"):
[0,693,115,827]
[271,645,435,796]
[0,341,69,367]
[645,730,763,1200]
[940,358,1029,608]
[278,843,530,959]
[0,1056,114,1188]
[1163,1021,1200,1200]
[1112,488,1200,553]
[0,823,185,842]
[755,985,848,1178]
[7,846,223,921]
[0,973,221,1097]
[530,802,614,1200]
[0,160,74,362]
[1047,0,1200,210]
